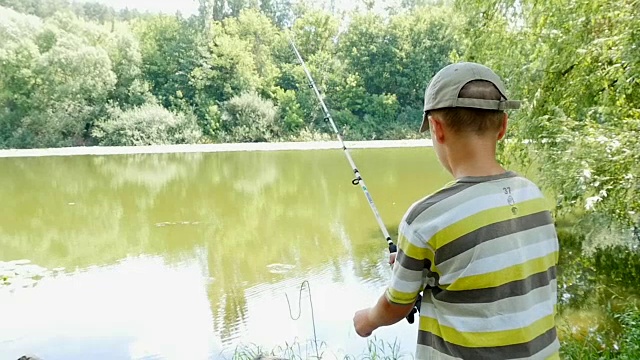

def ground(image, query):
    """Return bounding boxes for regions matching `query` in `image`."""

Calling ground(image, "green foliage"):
[559,305,640,360]
[227,336,411,360]
[0,6,120,148]
[132,14,204,111]
[337,6,461,108]
[454,0,640,230]
[1,1,459,148]
[592,245,640,289]
[222,8,282,96]
[275,88,305,133]
[359,337,407,360]
[556,220,640,359]
[614,306,640,359]
[218,92,279,142]
[91,103,202,146]
[290,9,339,60]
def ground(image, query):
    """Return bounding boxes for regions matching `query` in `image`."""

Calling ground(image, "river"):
[0,141,454,359]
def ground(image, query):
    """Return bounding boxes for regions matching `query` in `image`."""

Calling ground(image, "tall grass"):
[226,304,640,360]
[227,336,413,360]
[560,305,640,360]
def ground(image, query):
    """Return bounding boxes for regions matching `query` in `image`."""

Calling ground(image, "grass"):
[560,305,640,360]
[224,302,640,360]
[224,310,640,360]
[225,336,413,360]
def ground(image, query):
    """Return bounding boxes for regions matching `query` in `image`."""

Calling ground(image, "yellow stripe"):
[446,251,558,291]
[419,313,556,347]
[435,197,549,249]
[398,230,435,264]
[385,288,419,305]
[546,352,560,360]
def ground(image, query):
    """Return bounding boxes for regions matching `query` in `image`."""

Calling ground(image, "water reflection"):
[0,254,218,360]
[0,146,451,358]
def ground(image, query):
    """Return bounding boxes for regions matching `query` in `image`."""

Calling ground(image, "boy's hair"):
[430,80,506,134]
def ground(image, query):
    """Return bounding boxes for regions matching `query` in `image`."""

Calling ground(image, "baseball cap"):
[420,62,521,132]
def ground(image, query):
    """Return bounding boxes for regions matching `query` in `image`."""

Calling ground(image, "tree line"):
[0,0,638,230]
[0,0,459,149]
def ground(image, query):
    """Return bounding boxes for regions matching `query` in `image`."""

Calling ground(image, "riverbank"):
[0,140,433,158]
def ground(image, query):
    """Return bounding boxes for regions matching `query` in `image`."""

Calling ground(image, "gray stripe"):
[517,338,561,360]
[406,182,478,224]
[417,325,557,359]
[430,280,557,320]
[431,266,556,304]
[435,211,554,266]
[437,225,557,279]
[456,170,518,184]
[396,248,431,272]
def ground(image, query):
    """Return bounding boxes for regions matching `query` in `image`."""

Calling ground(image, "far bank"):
[0,139,433,158]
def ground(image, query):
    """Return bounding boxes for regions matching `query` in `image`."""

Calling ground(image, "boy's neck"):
[450,161,506,179]
[445,137,506,179]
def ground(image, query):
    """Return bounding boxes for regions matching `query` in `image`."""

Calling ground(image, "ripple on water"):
[154,221,205,227]
[266,263,296,274]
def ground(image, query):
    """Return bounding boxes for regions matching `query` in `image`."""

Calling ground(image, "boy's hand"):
[353,308,377,337]
[389,252,397,265]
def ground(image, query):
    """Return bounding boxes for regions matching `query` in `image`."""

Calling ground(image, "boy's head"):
[420,62,520,136]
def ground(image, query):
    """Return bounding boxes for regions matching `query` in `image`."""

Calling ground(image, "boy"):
[352,62,560,359]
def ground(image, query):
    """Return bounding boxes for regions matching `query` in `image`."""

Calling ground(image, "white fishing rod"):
[288,34,422,324]
[287,35,397,256]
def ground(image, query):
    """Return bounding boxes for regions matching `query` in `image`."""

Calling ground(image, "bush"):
[1,100,97,149]
[275,88,305,134]
[218,92,279,142]
[91,103,202,146]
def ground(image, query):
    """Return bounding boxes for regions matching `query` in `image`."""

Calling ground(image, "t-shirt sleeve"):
[385,219,435,305]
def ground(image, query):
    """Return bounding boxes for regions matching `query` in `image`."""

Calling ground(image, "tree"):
[454,0,640,228]
[0,6,118,148]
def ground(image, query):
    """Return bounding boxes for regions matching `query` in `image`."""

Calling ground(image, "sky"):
[80,0,200,16]
[77,0,400,17]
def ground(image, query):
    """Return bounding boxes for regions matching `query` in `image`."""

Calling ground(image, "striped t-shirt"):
[386,171,560,360]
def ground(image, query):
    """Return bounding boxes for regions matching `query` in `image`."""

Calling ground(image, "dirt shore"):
[0,139,432,158]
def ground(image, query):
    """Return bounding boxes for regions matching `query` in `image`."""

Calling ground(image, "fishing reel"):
[405,294,422,324]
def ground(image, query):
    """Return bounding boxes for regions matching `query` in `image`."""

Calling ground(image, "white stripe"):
[410,182,544,243]
[473,224,558,262]
[437,224,557,276]
[440,235,558,284]
[421,297,556,333]
[400,220,433,250]
[429,281,558,319]
[416,344,463,360]
[389,276,423,294]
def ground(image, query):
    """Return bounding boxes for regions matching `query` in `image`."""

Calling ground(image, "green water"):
[0,146,453,360]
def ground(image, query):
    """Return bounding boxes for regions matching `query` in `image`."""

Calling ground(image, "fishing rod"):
[287,34,422,325]
[287,36,397,256]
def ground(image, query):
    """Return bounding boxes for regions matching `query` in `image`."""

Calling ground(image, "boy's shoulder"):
[403,171,544,227]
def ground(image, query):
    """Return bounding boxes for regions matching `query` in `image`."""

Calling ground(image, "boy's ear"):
[430,115,446,144]
[497,113,508,140]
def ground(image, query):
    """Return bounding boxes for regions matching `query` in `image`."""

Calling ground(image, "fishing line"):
[286,33,397,256]
[285,280,320,359]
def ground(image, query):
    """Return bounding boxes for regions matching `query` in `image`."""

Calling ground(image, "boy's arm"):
[354,225,432,337]
[353,294,415,337]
